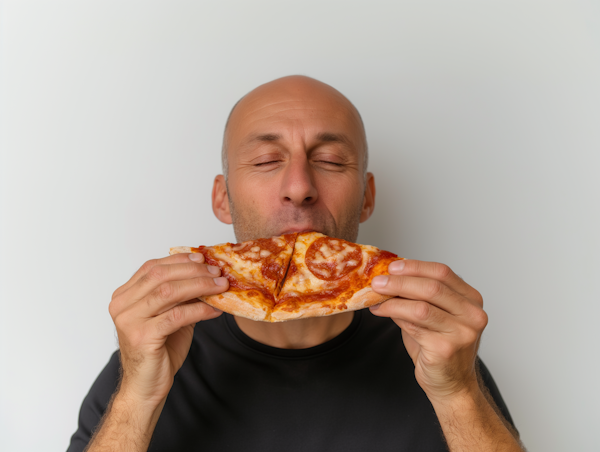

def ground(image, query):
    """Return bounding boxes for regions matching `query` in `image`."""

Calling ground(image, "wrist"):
[117,372,173,410]
[427,382,524,451]
[427,380,484,413]
[111,387,167,425]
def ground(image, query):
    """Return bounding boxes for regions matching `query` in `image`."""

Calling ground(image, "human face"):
[212,78,375,242]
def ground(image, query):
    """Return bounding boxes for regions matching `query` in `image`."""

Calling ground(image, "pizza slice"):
[271,232,401,321]
[170,233,296,321]
[170,232,402,322]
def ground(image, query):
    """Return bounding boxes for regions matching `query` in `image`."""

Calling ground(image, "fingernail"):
[371,275,389,289]
[188,253,204,262]
[369,304,380,311]
[213,277,228,286]
[212,306,223,313]
[388,260,405,274]
[207,265,220,275]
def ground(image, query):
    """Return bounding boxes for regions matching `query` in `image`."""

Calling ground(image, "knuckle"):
[147,265,168,283]
[403,259,416,272]
[395,275,411,294]
[111,287,122,302]
[424,280,444,299]
[157,307,183,334]
[401,320,422,338]
[155,282,176,301]
[434,263,452,280]
[140,259,159,274]
[472,308,489,330]
[169,305,184,324]
[413,301,431,322]
[113,310,131,332]
[193,276,213,292]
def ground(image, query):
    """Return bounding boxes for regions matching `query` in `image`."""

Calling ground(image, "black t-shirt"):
[68,311,515,452]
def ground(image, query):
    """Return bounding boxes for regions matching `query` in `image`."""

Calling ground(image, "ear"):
[359,172,376,223]
[212,175,233,224]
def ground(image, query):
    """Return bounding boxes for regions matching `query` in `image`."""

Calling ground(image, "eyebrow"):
[314,132,352,147]
[248,133,282,143]
[244,132,352,146]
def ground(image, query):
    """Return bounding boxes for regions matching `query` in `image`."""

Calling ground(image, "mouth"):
[279,228,319,236]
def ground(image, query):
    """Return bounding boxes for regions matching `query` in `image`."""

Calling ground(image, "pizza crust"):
[269,288,393,322]
[201,292,270,322]
[203,287,393,323]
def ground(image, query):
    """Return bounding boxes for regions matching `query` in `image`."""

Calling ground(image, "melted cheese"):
[273,237,286,247]
[232,243,248,252]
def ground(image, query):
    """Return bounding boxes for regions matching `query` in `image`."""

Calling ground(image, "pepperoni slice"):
[261,260,285,282]
[305,237,363,281]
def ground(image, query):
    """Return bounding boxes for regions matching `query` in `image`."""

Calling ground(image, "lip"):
[279,228,318,236]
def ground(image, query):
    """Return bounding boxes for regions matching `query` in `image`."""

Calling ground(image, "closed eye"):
[315,160,344,167]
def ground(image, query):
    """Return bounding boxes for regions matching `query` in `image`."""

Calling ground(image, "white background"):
[1,1,599,451]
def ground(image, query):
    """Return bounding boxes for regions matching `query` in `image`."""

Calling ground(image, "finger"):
[113,253,206,299]
[138,274,229,318]
[370,297,456,334]
[370,299,487,355]
[112,260,221,314]
[371,275,474,316]
[131,260,220,298]
[152,300,224,337]
[386,260,482,304]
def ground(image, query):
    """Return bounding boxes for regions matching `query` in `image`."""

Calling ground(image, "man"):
[68,75,524,451]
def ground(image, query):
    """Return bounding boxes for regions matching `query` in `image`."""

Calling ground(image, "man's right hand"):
[109,252,229,407]
[85,253,229,452]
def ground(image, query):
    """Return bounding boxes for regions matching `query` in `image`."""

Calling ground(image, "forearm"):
[431,387,524,452]
[85,392,165,452]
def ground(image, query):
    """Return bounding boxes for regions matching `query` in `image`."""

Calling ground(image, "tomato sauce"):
[276,281,350,307]
[364,251,398,277]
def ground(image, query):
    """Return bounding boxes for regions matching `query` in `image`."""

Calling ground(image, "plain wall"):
[1,1,599,451]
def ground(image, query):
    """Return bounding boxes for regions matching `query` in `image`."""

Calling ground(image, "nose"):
[280,155,318,207]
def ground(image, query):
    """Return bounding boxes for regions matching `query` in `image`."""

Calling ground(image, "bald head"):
[221,75,368,180]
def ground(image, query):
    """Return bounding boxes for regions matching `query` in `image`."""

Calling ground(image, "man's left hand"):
[370,259,488,404]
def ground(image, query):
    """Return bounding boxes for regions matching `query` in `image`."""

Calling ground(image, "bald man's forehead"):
[234,97,359,128]
[230,104,364,158]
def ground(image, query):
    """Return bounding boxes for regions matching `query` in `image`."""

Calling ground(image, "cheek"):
[231,178,278,214]
[317,175,363,211]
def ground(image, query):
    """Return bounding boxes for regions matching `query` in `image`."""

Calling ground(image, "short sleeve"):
[66,351,121,452]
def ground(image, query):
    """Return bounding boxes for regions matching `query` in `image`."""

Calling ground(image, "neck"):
[234,312,354,349]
